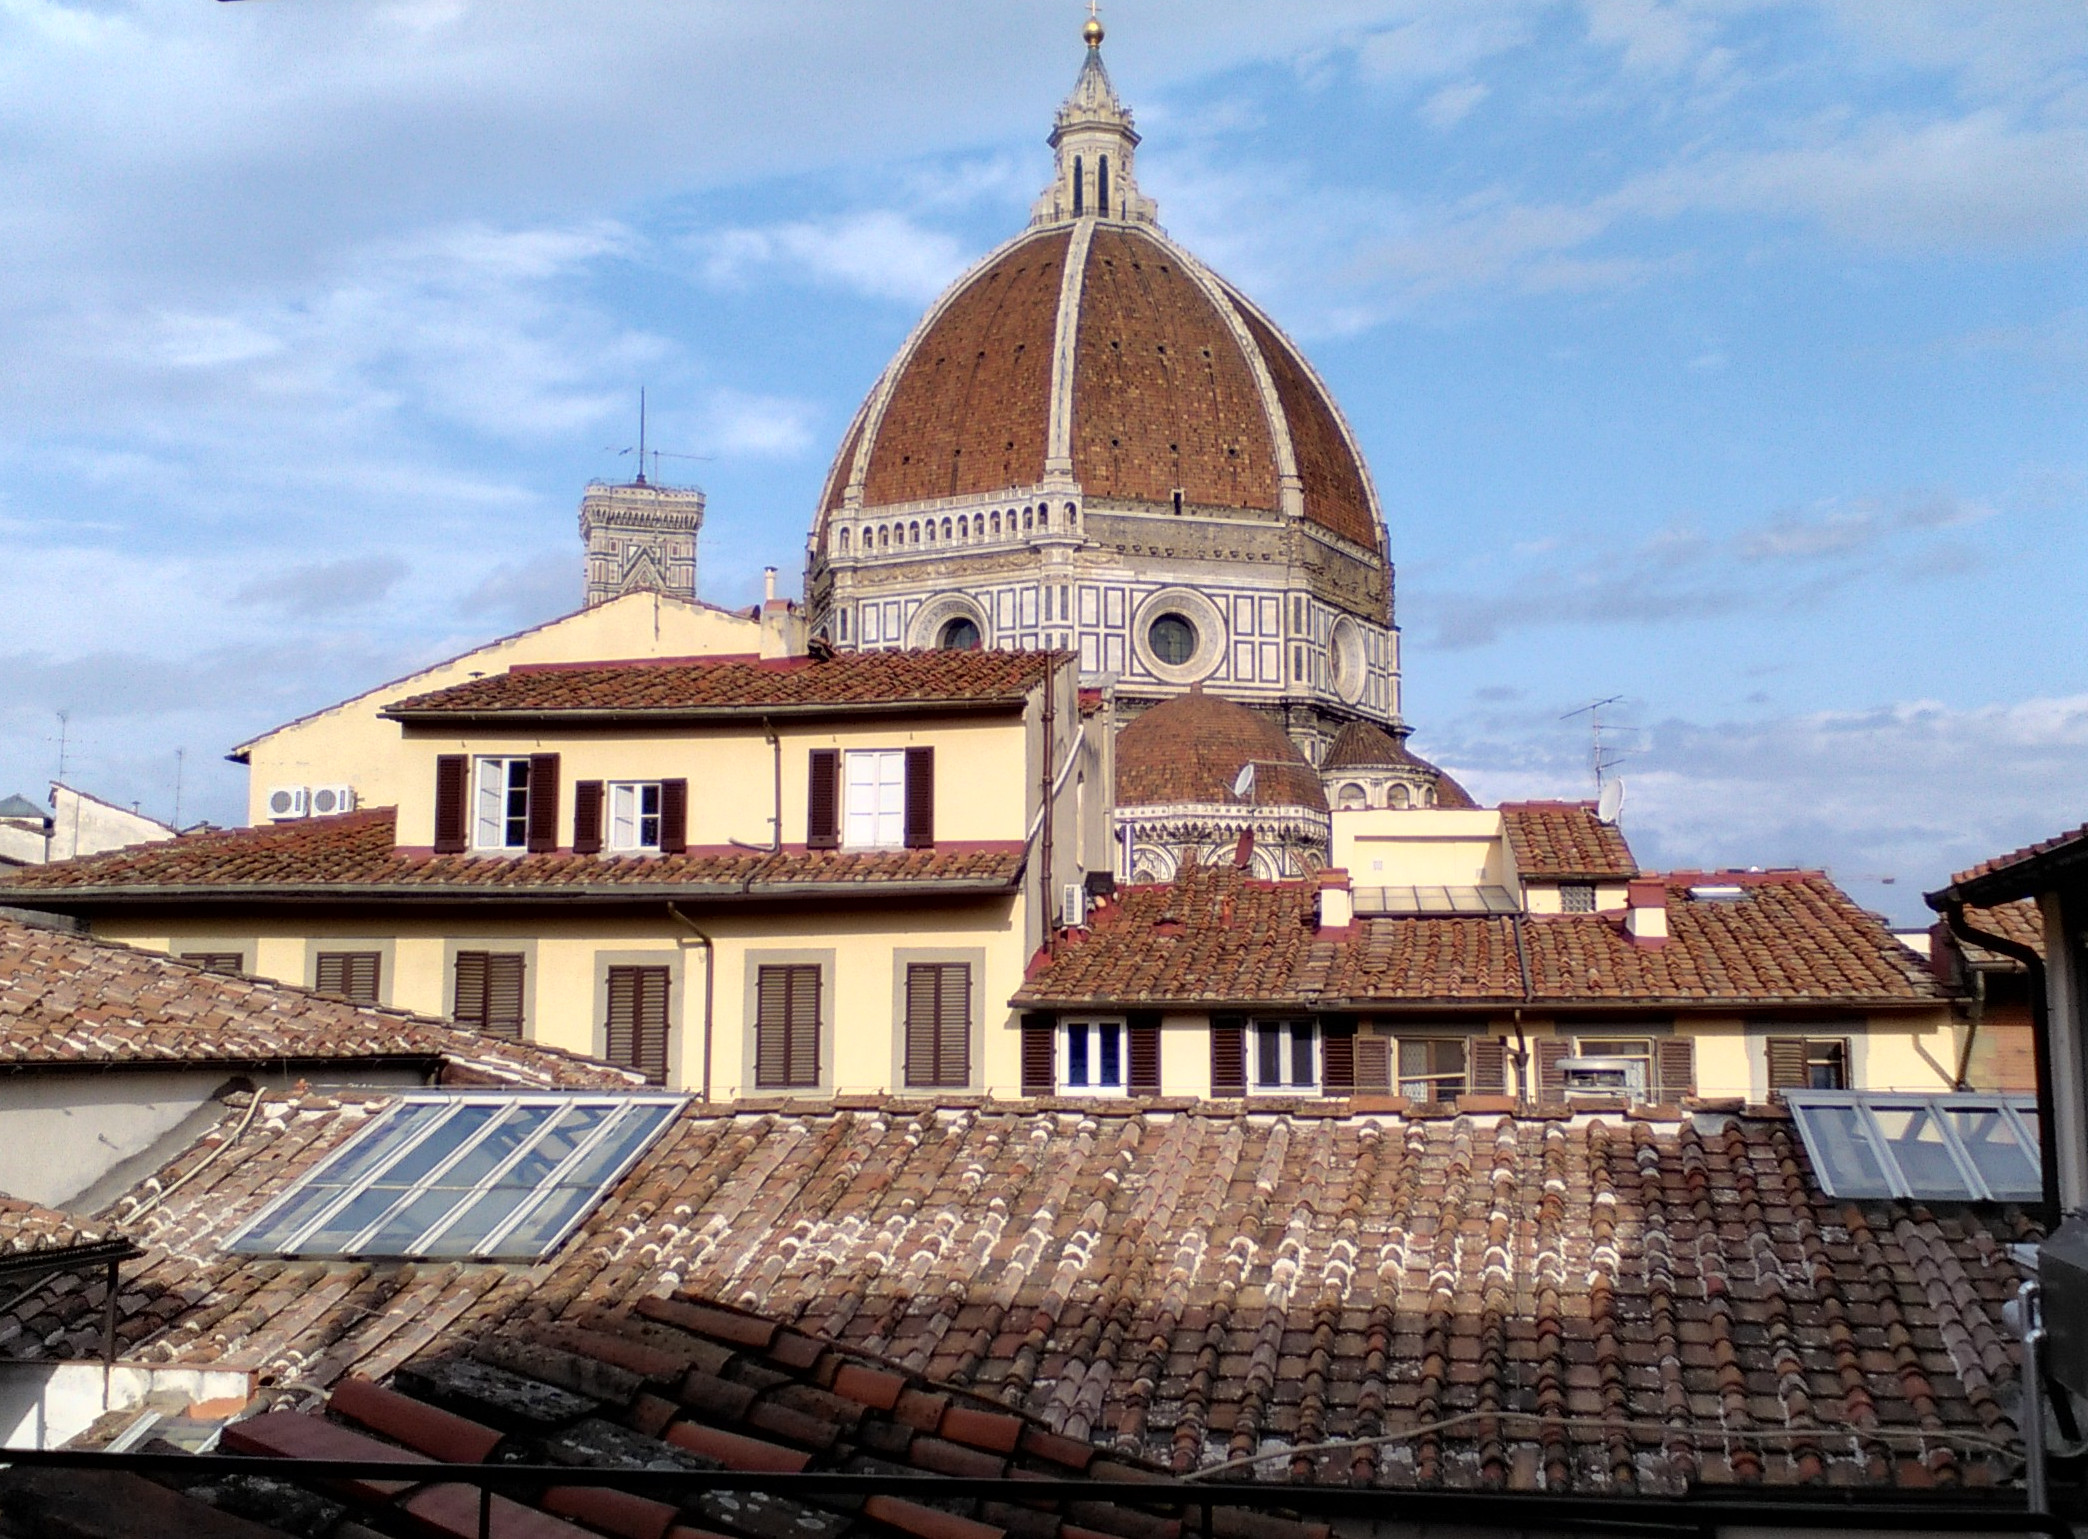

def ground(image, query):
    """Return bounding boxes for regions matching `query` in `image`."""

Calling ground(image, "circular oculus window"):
[1329,616,1368,703]
[1148,613,1196,666]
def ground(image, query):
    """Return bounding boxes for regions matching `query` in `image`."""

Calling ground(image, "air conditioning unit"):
[1061,883,1088,927]
[308,784,357,817]
[265,786,308,821]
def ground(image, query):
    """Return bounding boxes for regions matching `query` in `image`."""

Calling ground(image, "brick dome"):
[1116,690,1328,813]
[816,220,1384,556]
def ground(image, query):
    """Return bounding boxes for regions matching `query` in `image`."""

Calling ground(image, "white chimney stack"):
[1316,868,1354,929]
[1625,878,1668,946]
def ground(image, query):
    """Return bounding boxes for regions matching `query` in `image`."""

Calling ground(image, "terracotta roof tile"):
[1116,693,1325,812]
[386,649,1065,719]
[7,1091,2028,1501]
[0,915,634,1084]
[0,1194,111,1258]
[1319,722,1475,809]
[1499,802,1638,881]
[1941,900,2045,969]
[3,809,1026,899]
[1019,864,1945,1008]
[1940,820,2088,898]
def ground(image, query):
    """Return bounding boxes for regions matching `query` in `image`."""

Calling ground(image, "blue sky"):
[0,0,2082,922]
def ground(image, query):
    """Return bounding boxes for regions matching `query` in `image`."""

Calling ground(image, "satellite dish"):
[1231,762,1256,800]
[1597,778,1625,826]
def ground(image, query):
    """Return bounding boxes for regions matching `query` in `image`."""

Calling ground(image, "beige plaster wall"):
[240,594,759,826]
[393,714,1033,852]
[95,898,1031,1099]
[1331,809,1511,888]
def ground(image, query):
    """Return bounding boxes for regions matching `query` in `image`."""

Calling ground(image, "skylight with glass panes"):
[232,1093,683,1260]
[1786,1091,2042,1202]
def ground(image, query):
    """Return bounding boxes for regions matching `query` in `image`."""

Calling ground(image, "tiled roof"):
[1499,802,1638,881]
[1931,822,2088,908]
[1948,901,2045,968]
[1,810,1027,900]
[1018,865,1947,1008]
[8,1091,2030,1495]
[1319,724,1476,809]
[0,915,637,1086]
[1116,692,1326,812]
[385,649,1065,718]
[0,1194,112,1259]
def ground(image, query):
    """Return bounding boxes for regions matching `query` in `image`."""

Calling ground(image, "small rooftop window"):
[232,1093,683,1261]
[1688,884,1747,901]
[1787,1091,2041,1202]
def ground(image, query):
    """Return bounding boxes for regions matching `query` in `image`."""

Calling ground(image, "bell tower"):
[579,475,704,607]
[1031,7,1157,228]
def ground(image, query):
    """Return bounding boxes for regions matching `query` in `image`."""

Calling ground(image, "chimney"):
[1316,868,1354,929]
[758,569,809,660]
[1625,878,1668,946]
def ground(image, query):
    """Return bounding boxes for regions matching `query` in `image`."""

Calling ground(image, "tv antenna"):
[604,387,712,485]
[1562,695,1635,800]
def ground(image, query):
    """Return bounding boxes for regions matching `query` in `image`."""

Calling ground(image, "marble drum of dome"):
[805,17,1407,763]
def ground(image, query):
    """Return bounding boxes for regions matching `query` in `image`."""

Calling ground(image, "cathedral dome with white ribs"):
[806,14,1419,777]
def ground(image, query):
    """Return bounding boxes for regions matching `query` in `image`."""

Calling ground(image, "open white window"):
[1062,1020,1125,1093]
[843,749,906,849]
[607,781,662,851]
[473,757,531,850]
[1253,1020,1316,1092]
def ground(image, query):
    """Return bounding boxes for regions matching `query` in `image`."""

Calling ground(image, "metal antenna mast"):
[173,747,186,829]
[1561,696,1629,797]
[54,711,68,784]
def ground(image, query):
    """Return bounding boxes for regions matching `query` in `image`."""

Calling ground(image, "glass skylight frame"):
[1786,1090,2042,1202]
[231,1092,685,1261]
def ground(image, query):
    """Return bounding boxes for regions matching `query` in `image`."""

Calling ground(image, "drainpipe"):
[1038,661,1058,955]
[1510,914,1534,1104]
[667,902,716,1104]
[764,717,781,852]
[1944,901,2059,1228]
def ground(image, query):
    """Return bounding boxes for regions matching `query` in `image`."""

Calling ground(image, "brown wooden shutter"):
[903,746,935,849]
[434,755,468,853]
[1656,1037,1696,1102]
[484,954,525,1040]
[1766,1037,1807,1092]
[1470,1037,1508,1095]
[572,780,604,854]
[1534,1039,1570,1104]
[1021,1012,1056,1096]
[1354,1035,1391,1092]
[525,753,560,853]
[316,951,380,1004]
[807,750,840,849]
[452,950,487,1029]
[903,963,969,1087]
[605,965,670,1084]
[1128,1012,1162,1096]
[659,778,688,854]
[1210,1014,1246,1096]
[755,965,821,1089]
[1321,1024,1356,1095]
[181,951,244,977]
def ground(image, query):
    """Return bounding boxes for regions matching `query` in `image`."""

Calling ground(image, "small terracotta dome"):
[1117,690,1328,812]
[1322,720,1476,808]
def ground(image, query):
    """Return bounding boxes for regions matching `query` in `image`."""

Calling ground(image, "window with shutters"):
[903,962,971,1089]
[754,965,821,1089]
[473,757,532,850]
[1397,1038,1467,1103]
[1566,1037,1652,1098]
[453,951,526,1040]
[315,951,381,1004]
[181,951,245,977]
[844,750,906,849]
[607,782,662,851]
[605,965,672,1086]
[1061,1019,1125,1093]
[1252,1020,1316,1092]
[1768,1037,1849,1092]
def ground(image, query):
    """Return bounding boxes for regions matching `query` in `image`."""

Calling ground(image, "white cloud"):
[697,389,819,460]
[1418,81,1490,130]
[693,211,974,305]
[1353,3,1540,86]
[1433,691,2088,925]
